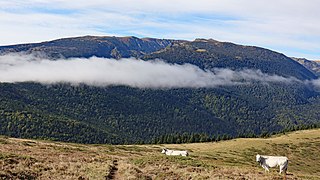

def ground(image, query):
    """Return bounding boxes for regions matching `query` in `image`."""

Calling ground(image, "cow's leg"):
[284,162,288,174]
[280,165,287,174]
[284,167,287,175]
[282,165,287,180]
[283,165,287,175]
[279,165,283,174]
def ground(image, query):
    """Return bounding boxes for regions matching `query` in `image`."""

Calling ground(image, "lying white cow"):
[161,148,188,156]
[256,154,288,174]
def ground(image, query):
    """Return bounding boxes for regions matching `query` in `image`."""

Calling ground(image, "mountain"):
[0,36,180,59]
[144,39,317,80]
[0,36,316,79]
[0,36,319,144]
[0,36,316,80]
[291,57,320,77]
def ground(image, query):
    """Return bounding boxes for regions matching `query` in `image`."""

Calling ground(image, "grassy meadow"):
[0,129,319,179]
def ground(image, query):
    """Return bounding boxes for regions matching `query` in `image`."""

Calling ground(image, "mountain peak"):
[194,38,221,43]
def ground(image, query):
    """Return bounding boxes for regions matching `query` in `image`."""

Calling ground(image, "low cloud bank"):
[0,53,316,89]
[310,79,320,89]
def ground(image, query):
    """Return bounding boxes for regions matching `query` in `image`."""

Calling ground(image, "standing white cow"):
[161,148,188,156]
[256,154,288,174]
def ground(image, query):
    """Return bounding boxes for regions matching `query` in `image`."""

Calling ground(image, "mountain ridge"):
[2,35,315,80]
[145,38,316,80]
[0,36,180,59]
[291,57,320,77]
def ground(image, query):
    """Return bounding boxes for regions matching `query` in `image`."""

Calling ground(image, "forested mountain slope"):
[145,39,317,80]
[0,36,319,144]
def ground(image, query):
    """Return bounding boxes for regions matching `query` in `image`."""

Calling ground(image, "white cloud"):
[0,53,305,89]
[310,79,320,90]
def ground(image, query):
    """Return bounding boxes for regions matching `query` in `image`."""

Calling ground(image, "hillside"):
[292,57,320,77]
[0,36,319,144]
[0,82,319,144]
[0,129,319,179]
[145,39,317,80]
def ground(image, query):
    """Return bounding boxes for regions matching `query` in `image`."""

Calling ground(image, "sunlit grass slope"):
[0,129,319,179]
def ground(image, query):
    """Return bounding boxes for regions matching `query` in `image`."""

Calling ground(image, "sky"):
[0,0,319,59]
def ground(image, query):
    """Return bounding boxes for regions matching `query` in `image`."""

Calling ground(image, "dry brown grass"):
[160,129,320,179]
[0,129,319,179]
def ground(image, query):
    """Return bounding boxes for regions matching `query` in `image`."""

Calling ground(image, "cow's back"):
[263,156,288,167]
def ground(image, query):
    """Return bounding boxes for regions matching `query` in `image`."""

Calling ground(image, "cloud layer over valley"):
[0,53,317,89]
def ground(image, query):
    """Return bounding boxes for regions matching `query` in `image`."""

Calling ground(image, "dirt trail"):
[106,159,119,180]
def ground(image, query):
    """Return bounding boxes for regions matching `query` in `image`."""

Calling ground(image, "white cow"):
[256,154,288,174]
[161,148,188,156]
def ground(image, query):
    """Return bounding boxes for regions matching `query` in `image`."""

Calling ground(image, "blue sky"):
[0,0,319,59]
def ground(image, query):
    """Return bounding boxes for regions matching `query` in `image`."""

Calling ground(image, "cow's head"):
[256,154,261,162]
[161,148,167,154]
